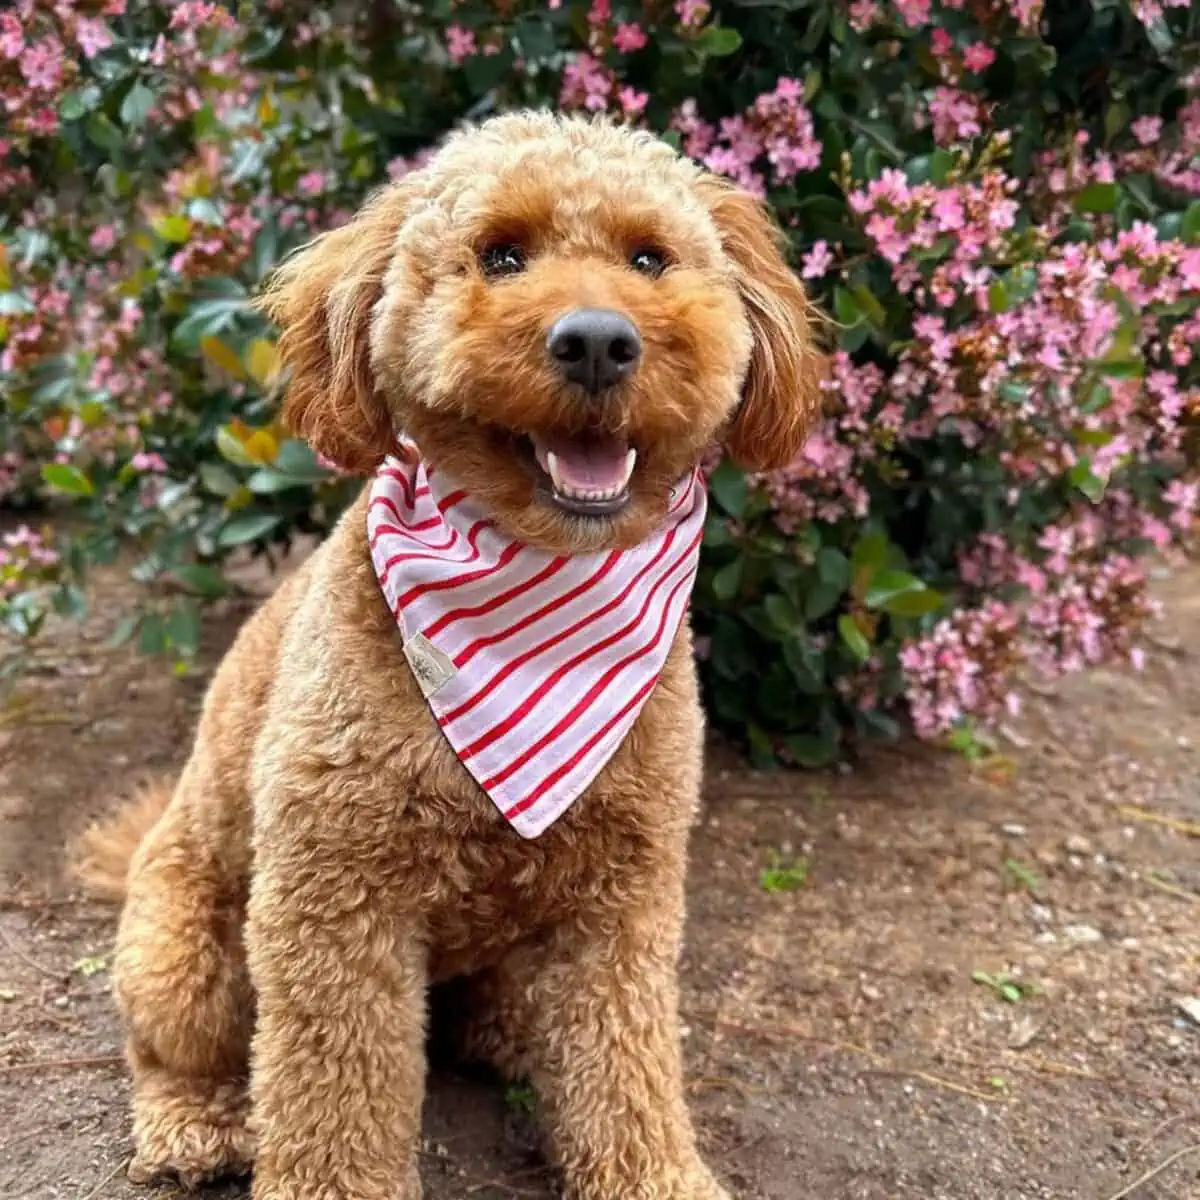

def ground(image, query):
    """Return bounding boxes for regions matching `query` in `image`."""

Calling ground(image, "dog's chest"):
[399,647,704,978]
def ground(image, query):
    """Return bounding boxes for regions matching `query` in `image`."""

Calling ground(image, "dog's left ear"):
[695,174,826,471]
[257,184,411,474]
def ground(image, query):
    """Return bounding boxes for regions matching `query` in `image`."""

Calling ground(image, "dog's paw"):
[564,1166,732,1200]
[684,1166,733,1200]
[128,1082,254,1189]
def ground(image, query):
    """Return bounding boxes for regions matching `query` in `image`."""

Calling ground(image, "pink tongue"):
[535,433,630,491]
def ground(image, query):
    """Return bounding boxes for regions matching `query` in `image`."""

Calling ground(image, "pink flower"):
[801,240,833,279]
[560,54,614,112]
[19,40,65,92]
[848,0,881,31]
[1007,0,1043,29]
[74,18,114,59]
[89,225,118,253]
[613,23,647,53]
[675,0,711,29]
[130,452,168,473]
[895,0,932,28]
[0,13,25,59]
[929,87,987,144]
[445,24,476,66]
[930,29,954,57]
[618,87,648,118]
[296,170,327,196]
[1131,116,1162,146]
[963,43,995,73]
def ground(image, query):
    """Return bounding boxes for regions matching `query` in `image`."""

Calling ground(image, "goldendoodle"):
[74,110,824,1200]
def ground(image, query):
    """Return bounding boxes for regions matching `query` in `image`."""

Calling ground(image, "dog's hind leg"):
[113,762,255,1187]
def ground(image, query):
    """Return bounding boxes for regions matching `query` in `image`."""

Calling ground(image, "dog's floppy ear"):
[695,174,825,471]
[257,185,410,474]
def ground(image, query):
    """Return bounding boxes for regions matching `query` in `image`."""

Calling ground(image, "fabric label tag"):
[403,633,457,698]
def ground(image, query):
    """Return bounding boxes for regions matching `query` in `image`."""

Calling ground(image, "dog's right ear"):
[257,185,410,474]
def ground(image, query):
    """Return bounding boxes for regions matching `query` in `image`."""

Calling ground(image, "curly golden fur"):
[73,112,824,1199]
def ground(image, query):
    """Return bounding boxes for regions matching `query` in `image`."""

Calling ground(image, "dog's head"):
[261,112,824,551]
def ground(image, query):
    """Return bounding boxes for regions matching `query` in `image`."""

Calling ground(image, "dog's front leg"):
[524,891,730,1200]
[245,821,426,1200]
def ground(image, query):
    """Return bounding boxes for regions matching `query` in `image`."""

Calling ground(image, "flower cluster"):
[0,525,59,601]
[1,0,1196,756]
[899,601,1023,738]
[669,79,821,197]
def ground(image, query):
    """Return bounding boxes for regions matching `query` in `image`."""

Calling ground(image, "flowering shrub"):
[2,1,1198,762]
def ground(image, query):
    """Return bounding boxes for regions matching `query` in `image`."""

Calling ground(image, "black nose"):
[546,308,642,394]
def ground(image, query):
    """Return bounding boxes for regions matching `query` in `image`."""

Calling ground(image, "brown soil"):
[1,552,1198,1200]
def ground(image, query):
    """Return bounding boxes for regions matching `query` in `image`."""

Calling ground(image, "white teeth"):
[545,448,637,503]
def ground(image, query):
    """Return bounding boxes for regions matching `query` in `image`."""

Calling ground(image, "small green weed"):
[72,953,110,978]
[759,850,810,894]
[1002,858,1043,895]
[504,1082,536,1116]
[946,721,997,762]
[971,970,1040,1005]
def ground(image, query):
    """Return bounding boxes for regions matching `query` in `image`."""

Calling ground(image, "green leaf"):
[246,468,311,494]
[803,581,841,621]
[201,336,246,377]
[764,593,799,634]
[816,547,850,591]
[462,45,514,93]
[711,558,743,602]
[272,439,330,481]
[216,512,282,548]
[707,461,747,518]
[838,614,871,662]
[59,87,99,122]
[198,462,239,496]
[850,531,889,575]
[882,588,944,618]
[929,149,956,184]
[1182,201,1200,245]
[0,293,35,316]
[120,82,155,128]
[138,613,168,655]
[851,284,886,329]
[1073,183,1118,214]
[85,112,123,153]
[784,734,837,769]
[215,426,256,467]
[700,26,743,56]
[864,569,924,610]
[169,564,231,597]
[514,16,556,60]
[1081,382,1112,414]
[1068,460,1106,504]
[154,214,192,244]
[104,613,140,650]
[165,600,202,656]
[41,464,94,497]
[170,296,250,351]
[988,280,1010,314]
[1103,99,1129,145]
[833,285,861,328]
[187,197,225,227]
[1094,357,1144,380]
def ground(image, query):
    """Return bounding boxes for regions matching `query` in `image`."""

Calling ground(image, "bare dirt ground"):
[2,552,1198,1200]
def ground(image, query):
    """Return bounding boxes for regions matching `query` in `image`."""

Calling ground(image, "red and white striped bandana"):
[367,442,707,839]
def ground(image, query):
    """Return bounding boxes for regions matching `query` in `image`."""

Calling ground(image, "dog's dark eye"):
[630,248,667,278]
[480,243,527,278]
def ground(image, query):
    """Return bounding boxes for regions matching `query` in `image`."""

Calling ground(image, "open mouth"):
[528,430,636,517]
